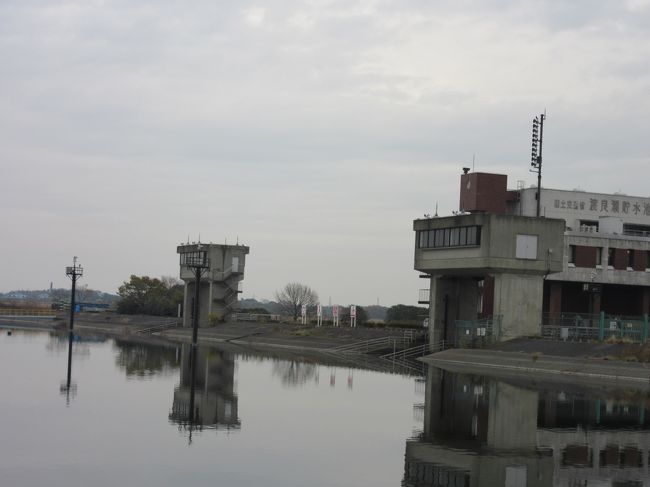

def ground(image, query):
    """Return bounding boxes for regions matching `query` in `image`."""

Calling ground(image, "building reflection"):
[404,366,650,487]
[169,345,240,436]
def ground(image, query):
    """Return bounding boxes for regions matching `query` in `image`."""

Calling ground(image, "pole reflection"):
[59,331,77,405]
[405,366,650,487]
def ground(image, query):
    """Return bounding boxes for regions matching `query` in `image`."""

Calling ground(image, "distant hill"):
[0,288,119,305]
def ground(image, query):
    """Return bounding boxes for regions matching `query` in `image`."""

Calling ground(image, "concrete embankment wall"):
[423,348,650,389]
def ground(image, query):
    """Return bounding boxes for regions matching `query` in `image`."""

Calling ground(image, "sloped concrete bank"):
[1,315,425,372]
[423,348,650,388]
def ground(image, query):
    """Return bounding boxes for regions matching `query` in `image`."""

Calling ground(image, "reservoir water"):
[2,329,650,486]
[0,330,422,487]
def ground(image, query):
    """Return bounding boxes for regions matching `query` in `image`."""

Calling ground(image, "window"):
[467,226,477,244]
[579,220,599,233]
[568,245,576,266]
[624,223,650,238]
[450,227,460,246]
[627,249,635,269]
[417,226,481,249]
[435,229,444,247]
[608,248,615,268]
[516,234,538,260]
[459,227,467,246]
[596,247,603,268]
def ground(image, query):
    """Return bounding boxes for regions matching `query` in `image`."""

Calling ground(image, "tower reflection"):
[169,344,240,440]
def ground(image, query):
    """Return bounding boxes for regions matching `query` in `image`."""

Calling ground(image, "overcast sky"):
[1,0,649,305]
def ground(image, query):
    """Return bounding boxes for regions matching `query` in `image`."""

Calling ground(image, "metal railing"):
[542,312,649,343]
[136,319,182,335]
[328,333,417,354]
[379,340,446,376]
[381,340,446,361]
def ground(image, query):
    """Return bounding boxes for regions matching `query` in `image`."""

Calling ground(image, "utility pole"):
[63,257,83,401]
[530,113,546,217]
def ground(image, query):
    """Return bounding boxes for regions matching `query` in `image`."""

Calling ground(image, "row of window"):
[418,226,481,249]
[568,246,650,270]
[576,220,650,238]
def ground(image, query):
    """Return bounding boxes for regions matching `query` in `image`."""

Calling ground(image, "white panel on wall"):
[516,235,538,259]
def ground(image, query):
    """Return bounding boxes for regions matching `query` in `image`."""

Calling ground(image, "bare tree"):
[161,275,182,289]
[274,282,319,320]
[76,284,90,302]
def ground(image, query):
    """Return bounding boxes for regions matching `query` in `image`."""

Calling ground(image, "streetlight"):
[530,113,546,217]
[179,245,210,347]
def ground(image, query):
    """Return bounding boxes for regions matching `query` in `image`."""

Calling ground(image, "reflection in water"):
[113,339,181,378]
[168,345,240,441]
[405,366,650,487]
[50,332,102,404]
[59,331,77,405]
[271,360,319,387]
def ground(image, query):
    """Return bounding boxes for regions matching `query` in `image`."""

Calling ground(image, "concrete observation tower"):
[177,243,250,327]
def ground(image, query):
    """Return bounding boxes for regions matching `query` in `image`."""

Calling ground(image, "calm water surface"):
[0,331,422,487]
[3,330,650,486]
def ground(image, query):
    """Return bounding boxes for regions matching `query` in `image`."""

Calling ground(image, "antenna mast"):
[530,112,546,217]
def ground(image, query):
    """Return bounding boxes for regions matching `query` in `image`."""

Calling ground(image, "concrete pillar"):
[428,277,448,345]
[493,274,544,338]
[208,281,213,315]
[487,381,539,449]
[423,365,444,437]
[599,242,609,273]
[183,282,190,328]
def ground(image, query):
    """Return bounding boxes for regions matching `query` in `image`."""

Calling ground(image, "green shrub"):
[364,321,387,328]
[386,321,425,330]
[208,312,224,326]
